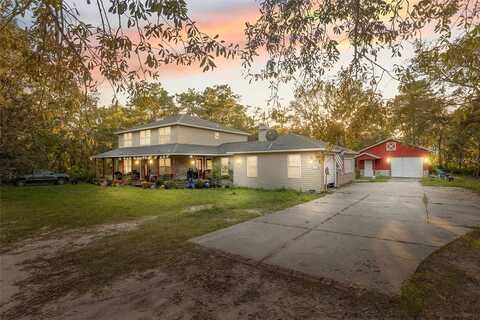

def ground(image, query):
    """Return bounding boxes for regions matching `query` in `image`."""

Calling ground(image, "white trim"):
[354,152,381,159]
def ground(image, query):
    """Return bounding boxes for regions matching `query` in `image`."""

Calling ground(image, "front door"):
[324,155,336,185]
[364,160,373,177]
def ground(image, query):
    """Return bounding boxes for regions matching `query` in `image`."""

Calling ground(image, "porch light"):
[135,160,140,165]
[149,159,153,164]
[189,155,193,158]
[386,157,391,163]
[423,157,429,164]
[236,158,241,164]
[190,160,195,165]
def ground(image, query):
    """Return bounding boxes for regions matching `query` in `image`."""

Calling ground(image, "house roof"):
[92,143,225,158]
[220,134,357,154]
[358,137,431,153]
[114,114,250,136]
[92,134,357,158]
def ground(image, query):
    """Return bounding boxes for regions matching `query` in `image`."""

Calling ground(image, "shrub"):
[195,179,204,188]
[164,180,176,189]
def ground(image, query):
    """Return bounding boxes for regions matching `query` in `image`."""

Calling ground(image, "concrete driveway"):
[192,180,480,294]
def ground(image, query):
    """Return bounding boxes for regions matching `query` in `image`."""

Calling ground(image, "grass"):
[1,184,319,245]
[0,183,319,316]
[400,228,480,318]
[421,175,480,193]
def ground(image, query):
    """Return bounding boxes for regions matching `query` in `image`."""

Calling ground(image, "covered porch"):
[355,152,381,177]
[94,155,217,182]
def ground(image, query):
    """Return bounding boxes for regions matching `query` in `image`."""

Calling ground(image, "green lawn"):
[421,175,480,193]
[1,184,319,311]
[1,184,318,245]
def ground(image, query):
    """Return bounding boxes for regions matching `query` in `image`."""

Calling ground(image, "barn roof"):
[357,138,431,153]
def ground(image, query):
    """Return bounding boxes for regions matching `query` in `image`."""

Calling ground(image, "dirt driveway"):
[192,180,480,294]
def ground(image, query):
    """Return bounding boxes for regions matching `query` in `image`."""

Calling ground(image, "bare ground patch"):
[0,217,154,316]
[2,221,479,319]
[3,247,401,320]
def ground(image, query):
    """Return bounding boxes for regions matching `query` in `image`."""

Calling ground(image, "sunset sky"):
[88,0,428,109]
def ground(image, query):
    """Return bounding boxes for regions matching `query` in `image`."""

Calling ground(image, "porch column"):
[112,158,115,180]
[102,158,106,178]
[139,159,142,180]
[156,157,160,177]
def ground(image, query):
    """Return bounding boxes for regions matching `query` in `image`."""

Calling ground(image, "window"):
[139,130,151,145]
[221,157,229,175]
[124,133,132,147]
[386,141,396,151]
[288,154,302,178]
[124,159,132,173]
[344,159,353,173]
[159,158,171,167]
[214,132,220,140]
[158,127,171,144]
[247,156,257,177]
[195,159,202,170]
[206,159,213,170]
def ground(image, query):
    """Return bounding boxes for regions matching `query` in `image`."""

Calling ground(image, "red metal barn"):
[355,138,430,178]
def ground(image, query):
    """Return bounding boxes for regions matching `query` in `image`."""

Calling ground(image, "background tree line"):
[1,22,479,181]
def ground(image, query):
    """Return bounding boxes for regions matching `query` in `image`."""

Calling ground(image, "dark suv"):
[16,170,70,186]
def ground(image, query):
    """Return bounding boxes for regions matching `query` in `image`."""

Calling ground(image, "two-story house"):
[93,114,357,192]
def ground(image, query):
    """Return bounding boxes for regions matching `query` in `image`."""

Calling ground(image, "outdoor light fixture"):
[386,157,391,163]
[149,159,153,164]
[189,155,193,158]
[190,160,195,165]
[236,158,241,164]
[423,157,429,164]
[135,160,140,165]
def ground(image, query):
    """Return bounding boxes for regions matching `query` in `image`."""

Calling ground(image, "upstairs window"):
[288,154,302,178]
[247,156,258,177]
[124,133,133,147]
[139,130,151,145]
[158,127,171,144]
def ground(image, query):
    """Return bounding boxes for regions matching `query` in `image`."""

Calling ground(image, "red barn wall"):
[357,140,430,171]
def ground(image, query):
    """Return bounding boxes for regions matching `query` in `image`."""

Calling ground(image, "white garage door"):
[391,157,423,178]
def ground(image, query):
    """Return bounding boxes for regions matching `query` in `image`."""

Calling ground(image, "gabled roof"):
[358,137,431,153]
[354,152,381,159]
[115,114,250,136]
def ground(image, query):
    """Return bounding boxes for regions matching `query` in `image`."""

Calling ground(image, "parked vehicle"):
[16,170,70,186]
